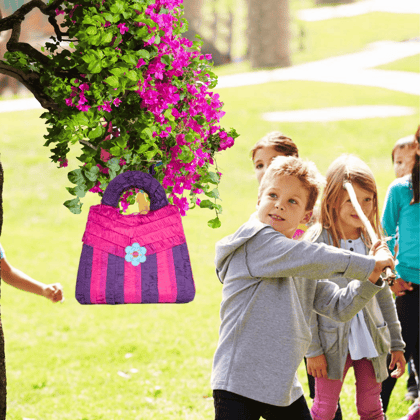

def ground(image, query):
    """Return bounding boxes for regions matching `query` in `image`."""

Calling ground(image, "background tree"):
[247,0,291,68]
[0,0,238,228]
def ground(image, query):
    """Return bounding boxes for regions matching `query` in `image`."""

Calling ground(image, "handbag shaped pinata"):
[76,171,195,304]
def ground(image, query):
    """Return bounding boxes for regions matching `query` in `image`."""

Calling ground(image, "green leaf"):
[207,217,221,229]
[109,67,124,77]
[142,127,153,139]
[110,146,123,156]
[88,59,103,73]
[126,70,138,81]
[110,1,124,14]
[88,125,104,139]
[102,32,113,44]
[137,49,150,59]
[64,198,83,214]
[104,75,119,88]
[74,184,87,198]
[199,199,214,209]
[137,143,151,154]
[85,166,100,182]
[68,168,86,186]
[205,188,220,199]
[161,55,171,65]
[86,26,98,35]
[116,137,127,148]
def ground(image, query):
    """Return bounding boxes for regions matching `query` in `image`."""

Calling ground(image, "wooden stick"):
[343,181,396,285]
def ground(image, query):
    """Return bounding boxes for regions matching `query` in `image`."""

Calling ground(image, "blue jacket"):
[382,175,420,284]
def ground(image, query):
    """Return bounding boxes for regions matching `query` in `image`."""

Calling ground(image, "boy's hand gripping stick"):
[343,181,396,286]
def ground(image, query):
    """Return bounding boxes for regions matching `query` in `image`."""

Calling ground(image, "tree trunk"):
[182,0,230,66]
[247,0,291,69]
[315,0,354,4]
[0,161,6,420]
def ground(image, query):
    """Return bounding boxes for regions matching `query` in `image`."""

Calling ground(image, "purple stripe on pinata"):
[140,253,159,303]
[107,254,125,304]
[172,243,195,303]
[76,244,93,304]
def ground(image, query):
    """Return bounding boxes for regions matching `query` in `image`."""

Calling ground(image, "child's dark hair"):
[411,125,420,205]
[250,131,299,161]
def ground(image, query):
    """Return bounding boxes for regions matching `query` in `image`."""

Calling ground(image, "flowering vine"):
[3,0,238,228]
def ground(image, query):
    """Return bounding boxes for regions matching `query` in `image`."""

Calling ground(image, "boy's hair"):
[391,134,418,162]
[250,131,299,161]
[258,156,324,211]
[319,154,382,248]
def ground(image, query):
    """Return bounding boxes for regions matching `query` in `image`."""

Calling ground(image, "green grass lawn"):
[1,4,419,419]
[375,54,420,73]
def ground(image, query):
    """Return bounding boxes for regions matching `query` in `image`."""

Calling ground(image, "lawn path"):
[217,40,420,95]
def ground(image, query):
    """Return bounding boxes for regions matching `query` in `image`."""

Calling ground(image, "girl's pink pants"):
[311,353,384,420]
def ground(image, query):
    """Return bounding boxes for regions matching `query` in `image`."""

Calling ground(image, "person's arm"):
[245,227,393,283]
[0,256,63,303]
[381,182,400,258]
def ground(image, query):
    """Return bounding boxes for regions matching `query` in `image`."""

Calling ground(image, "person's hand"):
[369,240,395,283]
[389,350,406,379]
[306,355,328,378]
[391,278,413,297]
[43,283,64,303]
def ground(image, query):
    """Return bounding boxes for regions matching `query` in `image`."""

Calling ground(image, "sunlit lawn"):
[0,3,419,419]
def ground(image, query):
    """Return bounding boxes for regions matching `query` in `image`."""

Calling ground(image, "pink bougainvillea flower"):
[117,23,129,35]
[136,58,146,68]
[76,104,90,112]
[113,98,122,107]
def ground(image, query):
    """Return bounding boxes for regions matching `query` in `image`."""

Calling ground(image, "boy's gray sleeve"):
[246,227,376,282]
[312,279,383,323]
[306,311,324,359]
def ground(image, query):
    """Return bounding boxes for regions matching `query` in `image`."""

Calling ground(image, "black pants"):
[213,390,312,420]
[381,284,419,412]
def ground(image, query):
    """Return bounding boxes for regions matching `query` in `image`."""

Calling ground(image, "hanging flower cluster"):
[13,0,238,228]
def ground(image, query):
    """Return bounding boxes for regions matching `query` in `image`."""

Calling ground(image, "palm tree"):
[247,0,291,68]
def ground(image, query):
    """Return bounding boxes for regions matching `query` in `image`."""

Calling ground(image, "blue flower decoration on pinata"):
[125,243,147,266]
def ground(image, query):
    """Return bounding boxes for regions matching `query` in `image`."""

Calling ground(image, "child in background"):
[250,131,308,239]
[305,154,405,420]
[0,244,63,303]
[212,156,395,419]
[380,127,420,420]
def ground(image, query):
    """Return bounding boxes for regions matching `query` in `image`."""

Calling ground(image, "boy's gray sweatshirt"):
[211,217,382,407]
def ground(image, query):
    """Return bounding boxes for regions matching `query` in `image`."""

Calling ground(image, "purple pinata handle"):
[101,171,168,211]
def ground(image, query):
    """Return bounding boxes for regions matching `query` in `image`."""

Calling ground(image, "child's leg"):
[311,354,353,420]
[353,358,384,420]
[213,390,261,420]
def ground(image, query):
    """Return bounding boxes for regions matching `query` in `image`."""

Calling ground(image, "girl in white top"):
[305,154,406,420]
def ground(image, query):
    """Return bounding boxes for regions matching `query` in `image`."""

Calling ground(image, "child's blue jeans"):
[213,390,312,420]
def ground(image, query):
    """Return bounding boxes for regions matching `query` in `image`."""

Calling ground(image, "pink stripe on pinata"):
[156,249,176,303]
[166,248,178,303]
[90,248,108,304]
